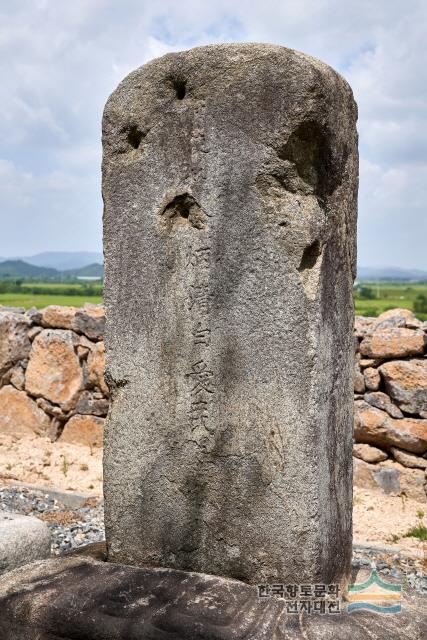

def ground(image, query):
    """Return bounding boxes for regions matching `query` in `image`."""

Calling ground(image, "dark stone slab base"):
[0,557,425,639]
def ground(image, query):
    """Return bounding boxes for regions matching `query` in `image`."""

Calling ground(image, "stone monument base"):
[0,556,425,639]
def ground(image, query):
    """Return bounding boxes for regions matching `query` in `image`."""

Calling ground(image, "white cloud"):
[0,159,34,207]
[0,0,425,267]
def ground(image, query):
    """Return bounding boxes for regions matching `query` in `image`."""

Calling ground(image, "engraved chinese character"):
[192,322,211,346]
[187,247,211,268]
[189,282,211,314]
[186,360,214,395]
[190,399,209,428]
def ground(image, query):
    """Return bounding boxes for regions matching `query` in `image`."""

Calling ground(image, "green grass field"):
[1,280,426,318]
[354,282,427,320]
[0,292,102,309]
[20,282,93,291]
[0,280,102,309]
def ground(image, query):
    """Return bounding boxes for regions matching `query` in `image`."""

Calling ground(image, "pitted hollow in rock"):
[160,192,208,230]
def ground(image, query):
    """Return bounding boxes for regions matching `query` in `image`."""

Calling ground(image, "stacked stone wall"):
[0,304,426,499]
[0,305,107,448]
[353,308,427,500]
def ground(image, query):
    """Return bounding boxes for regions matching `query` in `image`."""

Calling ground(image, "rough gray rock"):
[379,359,427,415]
[373,469,400,494]
[0,306,25,314]
[9,364,26,390]
[354,400,427,454]
[363,366,380,391]
[74,390,109,416]
[364,391,403,419]
[102,43,358,585]
[0,385,51,437]
[353,457,426,501]
[359,328,426,359]
[353,443,388,463]
[391,447,427,469]
[25,307,42,324]
[354,362,366,393]
[0,512,51,574]
[0,557,425,640]
[0,312,31,377]
[24,329,83,411]
[372,308,417,331]
[72,304,105,341]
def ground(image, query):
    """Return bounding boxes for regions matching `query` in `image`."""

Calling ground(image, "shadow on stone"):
[0,558,425,639]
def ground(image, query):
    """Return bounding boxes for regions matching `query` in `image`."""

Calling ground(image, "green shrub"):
[414,294,427,314]
[403,524,427,542]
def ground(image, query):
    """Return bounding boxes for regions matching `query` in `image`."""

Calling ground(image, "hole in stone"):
[173,78,187,100]
[127,125,144,149]
[165,194,192,219]
[278,121,334,199]
[160,193,207,230]
[178,200,190,218]
[298,240,321,272]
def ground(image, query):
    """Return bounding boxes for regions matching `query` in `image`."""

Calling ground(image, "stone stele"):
[102,43,358,586]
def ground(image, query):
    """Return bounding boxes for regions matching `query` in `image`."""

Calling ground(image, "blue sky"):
[0,0,426,268]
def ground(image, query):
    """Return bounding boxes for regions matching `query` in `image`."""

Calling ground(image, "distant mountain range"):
[0,260,58,279]
[356,266,427,281]
[0,251,103,271]
[0,252,425,282]
[0,259,103,280]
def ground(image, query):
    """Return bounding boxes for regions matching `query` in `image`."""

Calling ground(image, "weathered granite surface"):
[0,512,51,574]
[0,557,425,639]
[102,43,358,584]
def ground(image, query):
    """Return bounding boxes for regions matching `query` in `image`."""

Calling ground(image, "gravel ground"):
[0,484,104,554]
[352,545,427,596]
[1,483,426,596]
